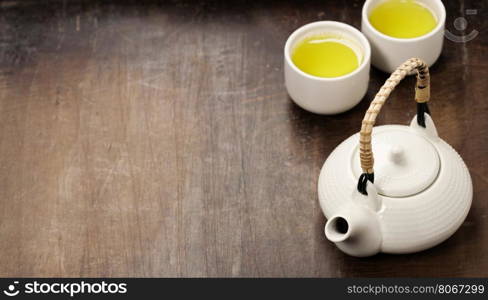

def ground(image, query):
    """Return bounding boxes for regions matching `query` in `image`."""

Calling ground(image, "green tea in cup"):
[291,35,359,78]
[369,0,437,39]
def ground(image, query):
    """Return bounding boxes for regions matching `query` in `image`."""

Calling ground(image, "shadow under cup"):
[284,21,371,115]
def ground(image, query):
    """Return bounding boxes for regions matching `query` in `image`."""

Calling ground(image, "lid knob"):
[389,145,404,164]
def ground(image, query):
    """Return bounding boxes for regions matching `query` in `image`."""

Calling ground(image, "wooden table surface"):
[0,0,486,277]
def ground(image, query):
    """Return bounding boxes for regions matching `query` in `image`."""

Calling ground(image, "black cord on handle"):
[357,173,374,195]
[416,102,431,128]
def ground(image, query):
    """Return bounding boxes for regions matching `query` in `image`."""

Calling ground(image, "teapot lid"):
[351,126,440,197]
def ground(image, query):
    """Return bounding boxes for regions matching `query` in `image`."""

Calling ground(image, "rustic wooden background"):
[0,0,486,277]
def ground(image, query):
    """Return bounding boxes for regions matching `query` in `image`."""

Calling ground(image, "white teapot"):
[318,58,473,257]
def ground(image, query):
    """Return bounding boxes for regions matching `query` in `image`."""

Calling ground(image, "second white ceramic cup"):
[284,21,371,115]
[361,0,446,73]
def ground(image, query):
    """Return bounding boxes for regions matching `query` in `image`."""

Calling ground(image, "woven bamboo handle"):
[359,58,430,174]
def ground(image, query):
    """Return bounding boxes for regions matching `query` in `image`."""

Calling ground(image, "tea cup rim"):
[361,0,446,43]
[284,21,371,82]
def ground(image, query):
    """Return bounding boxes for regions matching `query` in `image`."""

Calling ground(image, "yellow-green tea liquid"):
[292,36,359,78]
[369,0,437,38]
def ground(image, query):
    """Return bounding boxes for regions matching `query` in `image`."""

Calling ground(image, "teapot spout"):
[324,203,382,257]
[325,215,352,243]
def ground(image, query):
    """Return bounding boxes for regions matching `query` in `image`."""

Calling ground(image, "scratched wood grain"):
[0,0,486,277]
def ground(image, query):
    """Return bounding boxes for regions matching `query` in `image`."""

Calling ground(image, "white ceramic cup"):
[284,21,371,115]
[361,0,446,73]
